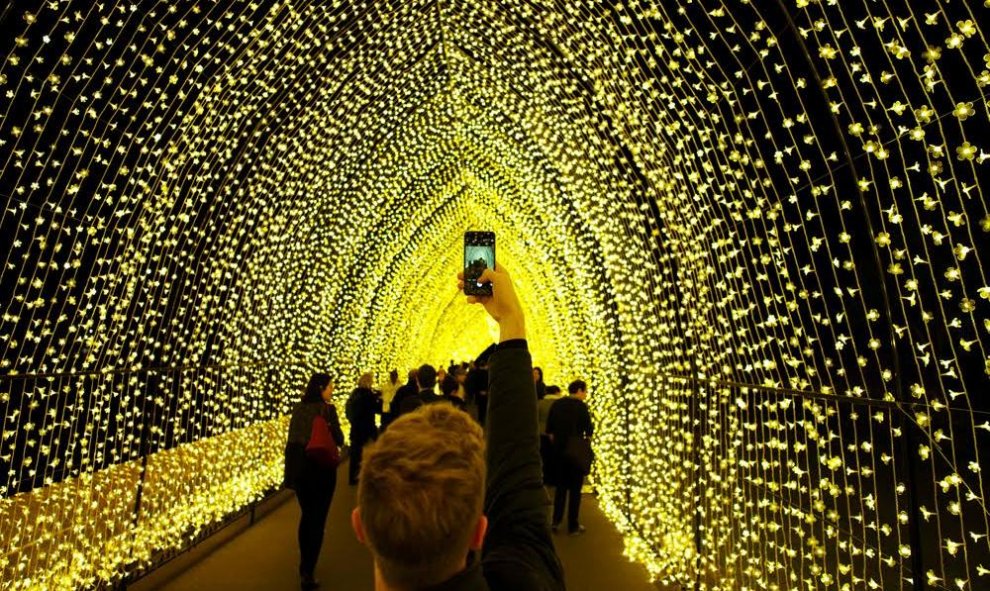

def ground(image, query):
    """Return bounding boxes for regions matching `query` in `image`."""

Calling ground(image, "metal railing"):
[0,360,309,589]
[617,370,981,591]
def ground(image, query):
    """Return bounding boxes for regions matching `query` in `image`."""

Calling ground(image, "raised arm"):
[458,265,564,589]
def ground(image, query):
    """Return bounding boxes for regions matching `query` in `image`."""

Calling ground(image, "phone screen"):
[464,231,495,296]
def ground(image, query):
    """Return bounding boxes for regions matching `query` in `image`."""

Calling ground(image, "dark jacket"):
[430,340,565,591]
[465,367,489,402]
[546,396,593,452]
[419,389,445,405]
[346,387,379,442]
[284,402,344,490]
[442,394,467,411]
[390,382,420,418]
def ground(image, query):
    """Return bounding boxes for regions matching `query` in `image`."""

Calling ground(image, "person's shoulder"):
[483,552,562,591]
[291,400,321,420]
[400,397,422,413]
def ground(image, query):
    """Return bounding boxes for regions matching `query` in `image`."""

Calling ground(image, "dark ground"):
[132,460,673,591]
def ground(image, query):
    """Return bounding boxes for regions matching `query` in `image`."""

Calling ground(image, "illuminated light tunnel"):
[1,0,989,589]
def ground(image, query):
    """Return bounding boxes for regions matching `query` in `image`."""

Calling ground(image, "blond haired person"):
[351,265,565,590]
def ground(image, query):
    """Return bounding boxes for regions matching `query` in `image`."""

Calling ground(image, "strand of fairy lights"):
[0,0,988,589]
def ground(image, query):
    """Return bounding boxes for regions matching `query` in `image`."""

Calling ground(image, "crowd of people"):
[283,265,594,590]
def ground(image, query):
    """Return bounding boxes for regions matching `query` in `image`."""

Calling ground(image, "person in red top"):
[284,374,345,589]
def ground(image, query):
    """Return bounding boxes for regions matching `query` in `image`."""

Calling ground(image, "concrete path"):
[135,462,669,590]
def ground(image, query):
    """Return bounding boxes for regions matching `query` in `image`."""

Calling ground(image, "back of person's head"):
[303,373,331,403]
[417,364,437,390]
[358,372,374,390]
[568,379,587,396]
[546,385,561,397]
[356,404,485,588]
[440,374,458,397]
[406,369,418,386]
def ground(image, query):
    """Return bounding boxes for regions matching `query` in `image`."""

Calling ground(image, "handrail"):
[0,361,308,496]
[0,360,305,382]
[652,370,901,408]
[652,370,990,418]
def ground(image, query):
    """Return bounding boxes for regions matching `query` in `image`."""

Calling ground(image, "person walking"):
[546,380,593,535]
[466,351,492,426]
[533,366,546,400]
[538,385,563,484]
[453,364,469,400]
[388,369,419,422]
[346,372,379,486]
[440,373,467,410]
[284,373,345,589]
[379,369,400,417]
[415,364,443,405]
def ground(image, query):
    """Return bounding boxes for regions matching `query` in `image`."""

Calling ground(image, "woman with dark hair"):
[284,373,345,590]
[534,366,546,400]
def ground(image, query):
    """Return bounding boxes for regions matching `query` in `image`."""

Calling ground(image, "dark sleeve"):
[581,403,593,438]
[326,405,345,447]
[545,401,558,436]
[344,392,354,422]
[482,339,564,589]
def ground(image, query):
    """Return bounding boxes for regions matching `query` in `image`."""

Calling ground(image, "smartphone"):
[464,231,495,296]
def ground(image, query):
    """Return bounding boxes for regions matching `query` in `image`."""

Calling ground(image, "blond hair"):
[357,403,485,588]
[358,372,374,389]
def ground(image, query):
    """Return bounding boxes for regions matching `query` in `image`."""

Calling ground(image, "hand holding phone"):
[457,263,525,342]
[463,231,495,296]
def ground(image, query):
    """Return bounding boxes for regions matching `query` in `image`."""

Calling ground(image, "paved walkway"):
[134,462,667,590]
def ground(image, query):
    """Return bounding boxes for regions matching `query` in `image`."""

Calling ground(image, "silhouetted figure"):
[416,364,444,405]
[378,369,401,431]
[466,349,493,426]
[380,369,401,412]
[440,374,466,410]
[538,385,563,484]
[546,380,593,535]
[284,373,344,589]
[453,364,469,401]
[389,369,419,421]
[346,373,379,486]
